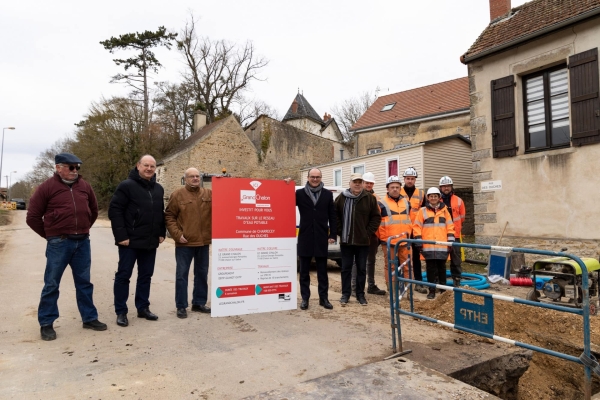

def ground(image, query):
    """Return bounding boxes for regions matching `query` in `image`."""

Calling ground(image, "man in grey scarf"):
[334,174,382,306]
[296,168,337,310]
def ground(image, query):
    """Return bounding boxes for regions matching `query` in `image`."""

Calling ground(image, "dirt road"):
[1,211,482,399]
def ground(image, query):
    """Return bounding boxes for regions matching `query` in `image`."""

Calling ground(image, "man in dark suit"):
[296,168,337,310]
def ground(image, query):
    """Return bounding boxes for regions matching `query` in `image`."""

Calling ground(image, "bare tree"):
[236,98,280,127]
[153,81,196,140]
[24,137,74,188]
[177,14,269,124]
[331,91,377,141]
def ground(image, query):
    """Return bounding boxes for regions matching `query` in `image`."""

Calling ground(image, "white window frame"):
[386,156,399,180]
[381,102,396,112]
[351,163,365,175]
[333,168,342,186]
[367,148,382,154]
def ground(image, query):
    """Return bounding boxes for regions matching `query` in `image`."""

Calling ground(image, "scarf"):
[341,189,362,243]
[304,181,323,205]
[403,185,416,199]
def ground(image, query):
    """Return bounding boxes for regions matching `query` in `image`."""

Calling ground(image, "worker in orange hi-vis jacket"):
[439,176,466,287]
[376,176,412,288]
[412,187,455,300]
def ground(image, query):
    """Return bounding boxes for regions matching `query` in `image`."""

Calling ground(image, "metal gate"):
[384,236,597,399]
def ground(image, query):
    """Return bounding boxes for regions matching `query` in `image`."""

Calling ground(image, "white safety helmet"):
[403,167,418,178]
[426,187,441,196]
[362,172,375,183]
[386,175,402,187]
[439,176,453,186]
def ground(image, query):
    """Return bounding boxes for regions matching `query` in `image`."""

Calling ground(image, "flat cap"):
[55,153,82,165]
[350,173,363,181]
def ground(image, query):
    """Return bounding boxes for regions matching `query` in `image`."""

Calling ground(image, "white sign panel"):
[481,180,502,191]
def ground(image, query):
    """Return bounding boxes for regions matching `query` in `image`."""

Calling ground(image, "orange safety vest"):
[377,194,412,245]
[448,194,465,238]
[412,203,455,260]
[400,187,424,223]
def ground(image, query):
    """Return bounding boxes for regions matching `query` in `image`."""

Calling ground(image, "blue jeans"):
[341,245,369,298]
[38,236,98,326]
[175,246,209,308]
[114,247,156,315]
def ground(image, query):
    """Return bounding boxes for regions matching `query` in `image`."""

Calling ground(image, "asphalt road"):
[0,212,401,399]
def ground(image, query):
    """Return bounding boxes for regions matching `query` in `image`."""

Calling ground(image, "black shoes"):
[177,308,187,319]
[452,278,461,287]
[339,296,349,306]
[41,324,56,341]
[357,296,368,306]
[367,285,386,295]
[116,314,129,327]
[83,319,107,331]
[319,299,333,309]
[300,299,309,310]
[427,290,436,299]
[137,308,158,320]
[191,304,211,313]
[415,284,428,294]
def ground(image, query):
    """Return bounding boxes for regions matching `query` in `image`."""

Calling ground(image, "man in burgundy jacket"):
[26,153,107,341]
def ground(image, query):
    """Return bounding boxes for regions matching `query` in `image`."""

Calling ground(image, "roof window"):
[381,103,395,112]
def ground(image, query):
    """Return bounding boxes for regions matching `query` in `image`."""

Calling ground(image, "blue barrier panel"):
[454,292,494,335]
[383,237,595,400]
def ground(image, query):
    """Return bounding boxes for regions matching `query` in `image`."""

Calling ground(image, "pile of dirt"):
[404,290,600,399]
[0,210,11,227]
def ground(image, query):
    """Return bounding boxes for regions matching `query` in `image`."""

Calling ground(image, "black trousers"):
[341,245,368,297]
[449,238,462,279]
[425,259,447,288]
[299,256,329,301]
[412,242,424,281]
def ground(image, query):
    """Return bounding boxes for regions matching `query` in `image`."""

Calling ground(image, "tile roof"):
[162,118,228,160]
[350,77,470,132]
[463,0,600,62]
[282,93,324,125]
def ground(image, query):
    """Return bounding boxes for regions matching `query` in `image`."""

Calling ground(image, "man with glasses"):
[27,153,107,341]
[165,168,212,319]
[296,168,337,310]
[335,174,382,306]
[109,155,166,327]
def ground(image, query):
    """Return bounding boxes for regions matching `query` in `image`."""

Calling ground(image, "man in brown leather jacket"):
[165,168,212,318]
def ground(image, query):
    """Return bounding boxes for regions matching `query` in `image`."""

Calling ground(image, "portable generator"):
[526,256,600,315]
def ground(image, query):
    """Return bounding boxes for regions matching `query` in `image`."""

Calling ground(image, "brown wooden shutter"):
[569,48,600,146]
[491,75,517,158]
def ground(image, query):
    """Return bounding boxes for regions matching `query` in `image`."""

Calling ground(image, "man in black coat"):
[109,155,166,327]
[296,168,337,310]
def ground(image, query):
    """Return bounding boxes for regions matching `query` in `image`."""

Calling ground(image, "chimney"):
[193,110,207,132]
[323,112,329,121]
[291,99,298,114]
[490,0,511,21]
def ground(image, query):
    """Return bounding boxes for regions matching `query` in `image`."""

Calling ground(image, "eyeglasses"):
[61,164,81,171]
[308,176,322,179]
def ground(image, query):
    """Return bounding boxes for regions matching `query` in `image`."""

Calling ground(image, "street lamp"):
[1,127,16,197]
[8,170,16,200]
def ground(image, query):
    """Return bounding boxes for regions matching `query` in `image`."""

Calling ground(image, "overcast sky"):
[0,0,528,185]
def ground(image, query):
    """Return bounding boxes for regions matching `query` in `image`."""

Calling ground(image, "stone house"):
[301,135,475,235]
[349,77,471,156]
[157,94,353,198]
[461,0,600,257]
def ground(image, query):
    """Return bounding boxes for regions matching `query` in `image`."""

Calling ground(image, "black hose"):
[465,258,488,265]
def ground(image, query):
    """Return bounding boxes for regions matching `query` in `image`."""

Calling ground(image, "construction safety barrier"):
[384,236,596,400]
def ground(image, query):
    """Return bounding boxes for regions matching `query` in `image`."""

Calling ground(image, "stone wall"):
[245,116,353,183]
[355,113,470,156]
[158,116,261,198]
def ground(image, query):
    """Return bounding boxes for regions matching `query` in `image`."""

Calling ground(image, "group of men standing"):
[25,151,465,340]
[27,153,211,341]
[296,166,465,308]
